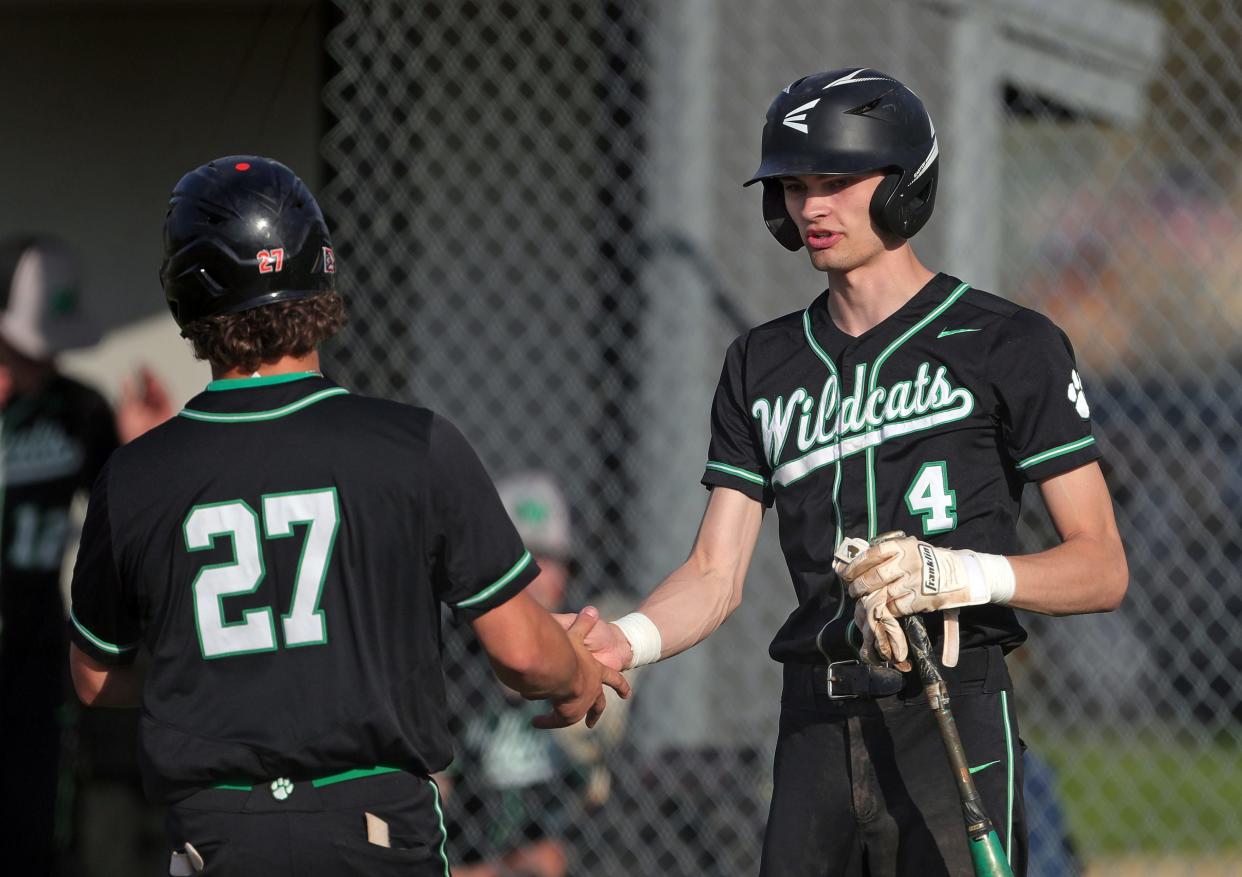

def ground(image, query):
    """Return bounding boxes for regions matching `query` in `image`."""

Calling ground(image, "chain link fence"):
[321,1,1242,873]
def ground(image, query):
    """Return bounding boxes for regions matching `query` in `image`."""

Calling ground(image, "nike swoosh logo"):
[968,760,1001,774]
[937,328,982,338]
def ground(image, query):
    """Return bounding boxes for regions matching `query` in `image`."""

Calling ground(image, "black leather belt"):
[824,660,905,699]
[808,645,1005,703]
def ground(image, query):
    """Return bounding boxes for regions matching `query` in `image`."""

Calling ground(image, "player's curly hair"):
[182,292,347,373]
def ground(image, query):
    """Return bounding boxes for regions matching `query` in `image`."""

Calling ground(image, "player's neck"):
[211,351,322,382]
[825,247,935,338]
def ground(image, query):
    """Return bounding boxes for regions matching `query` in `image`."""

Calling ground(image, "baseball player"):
[570,69,1128,876]
[0,235,169,873]
[66,156,627,876]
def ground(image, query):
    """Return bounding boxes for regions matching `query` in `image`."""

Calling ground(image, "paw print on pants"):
[270,777,294,801]
[1067,370,1090,419]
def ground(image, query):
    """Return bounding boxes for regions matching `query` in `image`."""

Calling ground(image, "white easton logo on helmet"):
[911,120,939,182]
[782,99,820,133]
[821,68,894,90]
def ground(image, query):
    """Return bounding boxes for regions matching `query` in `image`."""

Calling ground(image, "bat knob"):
[872,530,907,545]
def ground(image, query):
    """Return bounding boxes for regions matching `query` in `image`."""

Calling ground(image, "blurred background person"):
[442,472,628,877]
[0,234,170,875]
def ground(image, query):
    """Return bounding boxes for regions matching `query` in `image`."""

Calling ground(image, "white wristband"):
[612,612,662,669]
[968,551,1016,606]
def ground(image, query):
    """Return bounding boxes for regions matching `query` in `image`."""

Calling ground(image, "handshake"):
[832,533,1016,671]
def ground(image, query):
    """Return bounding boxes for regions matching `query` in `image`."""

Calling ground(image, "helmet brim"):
[744,156,894,187]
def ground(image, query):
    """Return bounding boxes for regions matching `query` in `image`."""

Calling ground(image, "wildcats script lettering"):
[751,362,974,488]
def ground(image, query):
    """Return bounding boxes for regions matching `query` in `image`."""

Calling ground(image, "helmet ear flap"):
[869,172,903,238]
[871,161,938,239]
[761,179,804,252]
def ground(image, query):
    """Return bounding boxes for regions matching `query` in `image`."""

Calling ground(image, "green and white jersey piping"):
[864,282,971,537]
[801,307,845,550]
[70,609,139,655]
[179,388,349,423]
[1001,690,1015,862]
[1016,435,1095,470]
[430,779,451,876]
[705,461,768,486]
[802,307,848,630]
[456,551,534,608]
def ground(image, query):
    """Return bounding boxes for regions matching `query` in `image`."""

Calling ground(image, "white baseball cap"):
[0,236,100,360]
[497,471,572,560]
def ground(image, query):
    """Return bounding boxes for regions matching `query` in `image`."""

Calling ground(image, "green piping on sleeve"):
[70,610,139,655]
[1016,436,1095,470]
[705,461,768,486]
[456,551,534,608]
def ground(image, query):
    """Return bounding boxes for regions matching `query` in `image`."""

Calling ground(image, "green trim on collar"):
[180,388,349,423]
[206,372,322,392]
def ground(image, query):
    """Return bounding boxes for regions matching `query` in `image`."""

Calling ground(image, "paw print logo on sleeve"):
[1067,370,1090,419]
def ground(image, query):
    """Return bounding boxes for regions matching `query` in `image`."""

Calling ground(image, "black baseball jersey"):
[1,374,117,646]
[701,273,1101,664]
[69,373,538,802]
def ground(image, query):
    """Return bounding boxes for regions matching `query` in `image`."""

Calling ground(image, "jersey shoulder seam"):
[954,287,1024,319]
[745,306,809,339]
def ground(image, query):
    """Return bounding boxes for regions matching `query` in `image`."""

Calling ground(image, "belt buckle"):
[827,659,860,699]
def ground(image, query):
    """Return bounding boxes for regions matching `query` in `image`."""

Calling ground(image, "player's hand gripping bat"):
[840,533,1015,877]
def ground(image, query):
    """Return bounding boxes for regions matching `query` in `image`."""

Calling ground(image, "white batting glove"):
[838,534,1015,666]
[833,537,910,670]
[853,587,911,670]
[839,534,1015,611]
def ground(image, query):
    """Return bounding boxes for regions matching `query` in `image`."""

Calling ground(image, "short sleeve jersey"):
[701,274,1101,664]
[68,374,537,802]
[1,374,117,646]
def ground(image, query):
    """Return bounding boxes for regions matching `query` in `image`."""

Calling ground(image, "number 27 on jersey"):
[183,488,340,660]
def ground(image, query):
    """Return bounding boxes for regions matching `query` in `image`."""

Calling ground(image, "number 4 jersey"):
[701,274,1101,664]
[69,374,538,802]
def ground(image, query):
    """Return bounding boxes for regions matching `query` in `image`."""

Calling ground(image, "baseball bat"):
[854,532,1013,877]
[901,612,1014,877]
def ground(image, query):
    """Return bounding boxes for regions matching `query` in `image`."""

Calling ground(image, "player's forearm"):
[475,593,584,700]
[634,555,745,660]
[609,487,763,668]
[620,505,762,666]
[488,621,581,700]
[1008,462,1129,615]
[69,644,145,708]
[1007,529,1128,616]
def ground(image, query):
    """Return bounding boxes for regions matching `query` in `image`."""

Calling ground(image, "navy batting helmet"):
[160,156,336,328]
[745,68,939,249]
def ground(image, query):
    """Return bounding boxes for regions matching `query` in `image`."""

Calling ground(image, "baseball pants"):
[166,769,449,876]
[760,646,1028,877]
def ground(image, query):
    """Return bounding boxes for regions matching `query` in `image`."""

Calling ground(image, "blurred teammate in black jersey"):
[0,234,170,875]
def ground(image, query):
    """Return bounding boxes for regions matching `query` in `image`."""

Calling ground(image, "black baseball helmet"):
[745,68,939,249]
[160,155,336,328]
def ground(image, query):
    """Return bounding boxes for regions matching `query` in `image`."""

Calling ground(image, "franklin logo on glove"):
[919,542,940,593]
